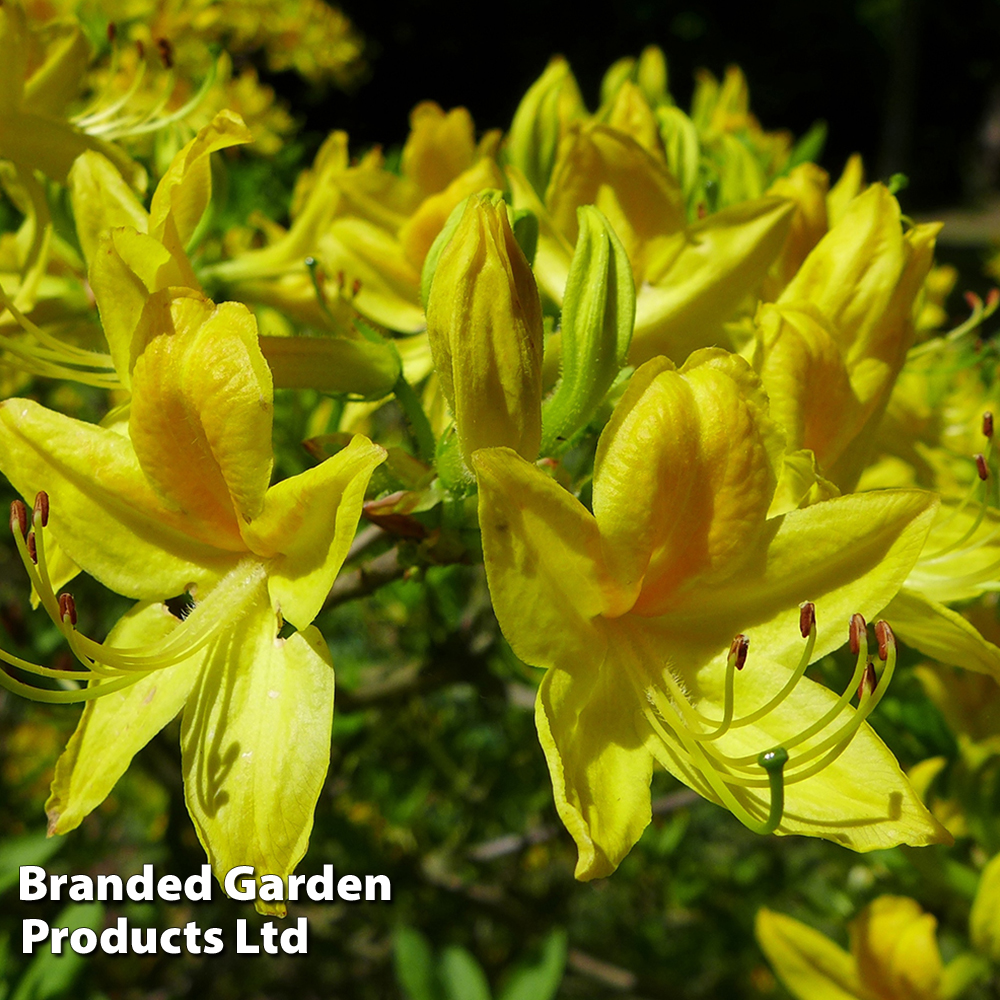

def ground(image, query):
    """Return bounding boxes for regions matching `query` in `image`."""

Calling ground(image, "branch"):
[325,546,405,609]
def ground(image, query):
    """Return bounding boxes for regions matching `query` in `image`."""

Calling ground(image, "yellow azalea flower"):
[207,103,504,335]
[971,852,1000,962]
[0,287,385,913]
[757,897,946,1000]
[508,120,793,366]
[754,183,939,494]
[474,348,946,880]
[0,0,141,185]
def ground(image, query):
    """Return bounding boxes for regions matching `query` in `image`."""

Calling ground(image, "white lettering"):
[20,866,46,901]
[337,875,361,901]
[224,866,256,901]
[22,918,48,953]
[236,918,259,954]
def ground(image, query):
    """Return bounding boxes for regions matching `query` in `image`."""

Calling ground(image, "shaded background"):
[270,0,1000,213]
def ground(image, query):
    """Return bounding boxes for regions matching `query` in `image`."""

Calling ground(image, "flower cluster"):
[2,3,1000,948]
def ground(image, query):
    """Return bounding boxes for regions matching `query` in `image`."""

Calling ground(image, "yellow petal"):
[659,490,938,667]
[69,151,149,268]
[546,123,686,281]
[593,352,778,612]
[607,82,666,162]
[180,592,335,917]
[242,435,386,629]
[535,647,654,880]
[764,163,830,297]
[473,447,618,663]
[755,908,863,1000]
[129,293,274,546]
[0,1,27,116]
[971,852,1000,962]
[884,589,1000,680]
[0,397,238,598]
[850,896,942,1000]
[148,110,253,260]
[630,196,794,365]
[46,601,203,835]
[401,101,478,196]
[21,24,89,118]
[399,156,505,269]
[827,154,864,228]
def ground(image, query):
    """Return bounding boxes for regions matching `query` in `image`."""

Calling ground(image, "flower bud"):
[425,195,544,466]
[541,205,634,453]
[507,57,586,198]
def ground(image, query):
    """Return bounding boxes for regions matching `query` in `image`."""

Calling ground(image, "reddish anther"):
[874,620,895,661]
[33,491,49,528]
[337,270,345,288]
[799,602,816,638]
[729,634,749,671]
[984,412,994,439]
[858,662,877,700]
[849,613,867,656]
[136,39,145,58]
[26,532,37,564]
[107,21,117,42]
[988,288,1000,311]
[966,290,982,311]
[10,500,27,538]
[351,278,362,297]
[976,453,989,481]
[156,37,173,69]
[58,593,78,626]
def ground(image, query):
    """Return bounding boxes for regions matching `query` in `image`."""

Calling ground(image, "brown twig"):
[325,547,405,609]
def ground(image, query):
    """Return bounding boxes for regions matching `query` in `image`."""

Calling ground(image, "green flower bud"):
[507,57,586,198]
[540,206,635,453]
[426,195,544,467]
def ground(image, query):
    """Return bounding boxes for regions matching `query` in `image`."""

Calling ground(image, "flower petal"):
[535,648,654,880]
[46,601,203,835]
[242,435,386,629]
[849,897,942,1000]
[755,908,863,1000]
[473,446,617,664]
[885,589,1000,680]
[630,196,793,365]
[129,292,274,543]
[180,592,335,916]
[0,397,237,598]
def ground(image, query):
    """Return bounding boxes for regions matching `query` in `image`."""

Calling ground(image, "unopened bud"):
[33,491,49,528]
[729,634,749,670]
[540,205,635,453]
[426,194,543,467]
[799,601,816,638]
[849,613,867,656]
[976,453,989,481]
[874,620,895,661]
[984,412,994,439]
[58,593,77,626]
[10,500,27,538]
[507,56,587,197]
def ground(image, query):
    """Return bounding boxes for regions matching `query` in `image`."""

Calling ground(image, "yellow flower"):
[475,348,946,880]
[207,103,504,335]
[0,287,385,913]
[508,119,793,366]
[757,898,945,1000]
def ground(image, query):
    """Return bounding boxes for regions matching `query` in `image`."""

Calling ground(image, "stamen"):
[858,661,877,700]
[984,412,994,439]
[875,620,893,662]
[0,496,267,702]
[977,453,990,481]
[799,601,815,638]
[730,634,749,670]
[10,500,27,539]
[33,491,49,529]
[849,613,866,657]
[156,37,174,70]
[58,593,77,627]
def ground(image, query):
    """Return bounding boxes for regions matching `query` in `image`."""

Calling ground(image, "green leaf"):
[497,930,567,1000]
[786,120,828,171]
[0,833,63,898]
[394,927,442,1000]
[12,902,104,1000]
[439,946,492,1000]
